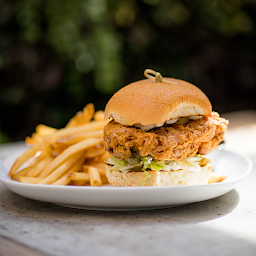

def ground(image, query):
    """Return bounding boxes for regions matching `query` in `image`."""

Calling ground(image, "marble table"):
[0,111,256,256]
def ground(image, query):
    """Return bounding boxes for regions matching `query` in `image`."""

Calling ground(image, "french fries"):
[94,110,105,121]
[38,152,84,184]
[66,103,95,128]
[19,177,42,184]
[12,166,34,181]
[9,103,110,187]
[69,172,90,182]
[53,157,85,185]
[10,121,107,176]
[36,124,57,136]
[88,166,102,186]
[52,130,103,149]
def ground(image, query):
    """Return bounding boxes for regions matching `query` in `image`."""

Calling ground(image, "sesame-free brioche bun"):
[104,78,212,126]
[106,163,212,187]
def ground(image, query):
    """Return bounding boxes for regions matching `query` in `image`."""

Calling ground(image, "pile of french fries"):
[8,104,110,186]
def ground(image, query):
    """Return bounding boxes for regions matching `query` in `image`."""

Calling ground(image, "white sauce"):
[155,122,164,127]
[166,118,178,124]
[135,116,202,131]
[134,124,155,131]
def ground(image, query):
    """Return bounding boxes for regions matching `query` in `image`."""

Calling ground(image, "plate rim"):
[0,149,252,191]
[0,149,252,210]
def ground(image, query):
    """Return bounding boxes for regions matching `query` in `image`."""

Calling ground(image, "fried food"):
[103,69,228,187]
[9,120,107,177]
[65,103,95,128]
[104,112,228,161]
[9,103,109,186]
[88,166,102,186]
[19,177,43,184]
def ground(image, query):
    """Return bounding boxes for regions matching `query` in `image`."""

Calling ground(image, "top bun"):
[104,78,212,126]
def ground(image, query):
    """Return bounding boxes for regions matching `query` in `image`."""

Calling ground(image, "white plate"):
[0,150,252,211]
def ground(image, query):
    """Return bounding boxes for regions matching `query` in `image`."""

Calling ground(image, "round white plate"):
[0,150,252,211]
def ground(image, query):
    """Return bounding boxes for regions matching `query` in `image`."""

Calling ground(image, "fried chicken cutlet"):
[104,112,228,161]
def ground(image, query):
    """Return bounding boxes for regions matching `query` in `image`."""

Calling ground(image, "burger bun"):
[104,78,212,126]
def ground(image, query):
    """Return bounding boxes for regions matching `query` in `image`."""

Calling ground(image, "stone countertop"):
[0,111,256,256]
[0,167,256,256]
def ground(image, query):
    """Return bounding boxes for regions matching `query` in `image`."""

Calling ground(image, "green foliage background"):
[0,0,256,142]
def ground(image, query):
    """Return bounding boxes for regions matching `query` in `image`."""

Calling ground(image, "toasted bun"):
[105,78,212,126]
[106,164,212,187]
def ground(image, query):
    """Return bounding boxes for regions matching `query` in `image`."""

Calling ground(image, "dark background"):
[0,0,256,143]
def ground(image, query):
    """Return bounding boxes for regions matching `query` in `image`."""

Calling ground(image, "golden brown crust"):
[104,112,228,161]
[105,78,212,126]
[106,164,212,187]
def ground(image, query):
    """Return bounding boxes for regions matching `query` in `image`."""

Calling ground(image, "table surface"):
[0,110,256,256]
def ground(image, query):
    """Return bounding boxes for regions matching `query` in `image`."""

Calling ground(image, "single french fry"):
[94,110,105,121]
[35,124,57,136]
[88,166,102,186]
[52,173,70,185]
[52,130,103,149]
[44,120,107,141]
[69,172,90,181]
[208,173,227,184]
[42,120,107,143]
[53,157,84,185]
[12,166,34,181]
[38,152,84,184]
[25,133,42,145]
[52,175,71,186]
[72,171,90,185]
[19,177,42,184]
[66,103,95,128]
[38,138,101,179]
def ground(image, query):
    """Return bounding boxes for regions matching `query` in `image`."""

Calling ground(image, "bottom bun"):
[106,164,212,187]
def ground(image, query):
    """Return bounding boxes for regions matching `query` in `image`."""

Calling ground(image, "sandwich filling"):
[106,154,211,173]
[104,112,228,162]
[104,112,227,186]
[134,116,202,131]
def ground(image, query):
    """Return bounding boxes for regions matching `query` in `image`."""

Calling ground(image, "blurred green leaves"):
[0,0,256,142]
[153,0,190,27]
[197,0,254,36]
[4,0,255,95]
[14,0,123,94]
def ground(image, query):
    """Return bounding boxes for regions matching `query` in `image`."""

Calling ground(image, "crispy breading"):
[104,112,228,161]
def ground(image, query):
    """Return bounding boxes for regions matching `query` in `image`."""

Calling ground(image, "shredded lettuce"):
[106,154,211,173]
[108,156,127,167]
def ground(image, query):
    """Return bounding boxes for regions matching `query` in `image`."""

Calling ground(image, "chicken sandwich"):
[103,70,228,186]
